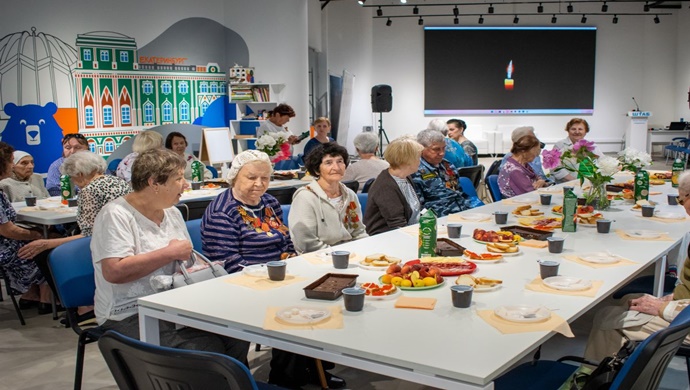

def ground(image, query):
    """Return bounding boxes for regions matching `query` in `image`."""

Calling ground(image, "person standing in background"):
[302,117,334,159]
[447,119,478,165]
[257,104,303,146]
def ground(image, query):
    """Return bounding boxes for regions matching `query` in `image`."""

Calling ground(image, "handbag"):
[172,250,227,288]
[569,340,636,390]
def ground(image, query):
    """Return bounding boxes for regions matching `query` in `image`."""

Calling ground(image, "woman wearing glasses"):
[46,133,89,196]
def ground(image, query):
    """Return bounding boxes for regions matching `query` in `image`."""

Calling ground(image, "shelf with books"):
[228,83,284,154]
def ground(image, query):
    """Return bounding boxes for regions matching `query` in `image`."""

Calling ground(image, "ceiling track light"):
[551,14,557,23]
[654,15,660,23]
[478,15,484,24]
[418,16,424,25]
[513,15,519,24]
[601,2,608,12]
[567,2,573,12]
[358,0,366,5]
[386,18,392,26]
[613,14,619,23]
[453,6,459,17]
[413,6,419,15]
[488,4,494,14]
[400,0,407,3]
[537,3,544,13]
[581,14,587,23]
[377,6,383,17]
[454,17,459,24]
[644,2,650,12]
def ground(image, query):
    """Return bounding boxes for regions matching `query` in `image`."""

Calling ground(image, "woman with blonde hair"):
[116,130,164,182]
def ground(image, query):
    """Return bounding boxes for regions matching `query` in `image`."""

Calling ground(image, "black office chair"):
[266,186,297,205]
[342,180,359,193]
[457,165,484,190]
[484,159,502,181]
[0,266,25,325]
[99,330,284,390]
[361,178,375,193]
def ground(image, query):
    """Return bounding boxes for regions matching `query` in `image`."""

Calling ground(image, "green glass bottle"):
[672,158,683,188]
[634,169,649,201]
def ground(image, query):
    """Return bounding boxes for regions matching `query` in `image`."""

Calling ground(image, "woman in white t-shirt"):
[257,103,303,146]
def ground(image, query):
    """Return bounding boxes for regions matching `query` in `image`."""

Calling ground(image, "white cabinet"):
[228,83,285,154]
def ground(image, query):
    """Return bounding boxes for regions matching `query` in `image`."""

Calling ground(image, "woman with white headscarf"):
[0,151,50,202]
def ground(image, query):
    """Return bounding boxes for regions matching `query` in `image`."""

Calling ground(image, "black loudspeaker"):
[371,85,392,113]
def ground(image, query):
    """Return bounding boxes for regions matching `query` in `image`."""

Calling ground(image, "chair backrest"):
[361,178,376,193]
[107,158,122,175]
[280,204,290,227]
[266,186,297,205]
[175,203,190,221]
[484,159,502,182]
[98,330,260,390]
[342,180,359,193]
[186,219,203,252]
[274,156,301,171]
[611,305,690,390]
[48,236,95,309]
[206,165,219,179]
[487,175,503,202]
[357,193,368,214]
[457,165,484,189]
[458,177,484,206]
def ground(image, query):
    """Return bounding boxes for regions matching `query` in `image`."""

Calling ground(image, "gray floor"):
[0,156,688,390]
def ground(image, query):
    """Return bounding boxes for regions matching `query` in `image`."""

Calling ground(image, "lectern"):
[625,111,652,151]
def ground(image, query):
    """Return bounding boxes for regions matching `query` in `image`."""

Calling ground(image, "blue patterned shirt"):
[410,158,480,217]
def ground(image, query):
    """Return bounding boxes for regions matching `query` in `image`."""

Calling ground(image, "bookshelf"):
[228,83,285,154]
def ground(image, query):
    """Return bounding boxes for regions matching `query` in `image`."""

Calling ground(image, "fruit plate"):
[361,283,402,301]
[577,252,621,264]
[243,264,268,278]
[275,306,331,325]
[494,305,551,323]
[654,211,686,220]
[419,261,477,276]
[542,276,593,291]
[379,275,446,291]
[623,230,664,239]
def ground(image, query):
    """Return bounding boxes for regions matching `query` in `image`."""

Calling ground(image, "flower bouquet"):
[255,132,291,163]
[542,140,620,210]
[617,147,652,173]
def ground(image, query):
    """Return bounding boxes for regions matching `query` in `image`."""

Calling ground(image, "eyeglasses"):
[677,194,689,205]
[63,133,86,142]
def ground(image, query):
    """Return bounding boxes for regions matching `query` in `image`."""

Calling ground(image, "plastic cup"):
[67,198,78,207]
[494,211,508,225]
[191,181,202,190]
[266,261,287,281]
[546,237,565,253]
[577,197,587,206]
[331,251,350,269]
[450,285,473,308]
[596,219,612,234]
[538,260,560,279]
[447,223,463,238]
[540,194,552,206]
[297,171,306,179]
[668,194,678,206]
[24,196,37,206]
[342,287,365,312]
[563,186,574,194]
[641,205,655,217]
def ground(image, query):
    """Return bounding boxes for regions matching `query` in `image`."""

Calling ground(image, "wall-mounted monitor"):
[424,26,596,115]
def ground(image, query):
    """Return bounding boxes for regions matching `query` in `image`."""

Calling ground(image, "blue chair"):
[280,204,290,227]
[186,219,203,252]
[458,177,485,207]
[487,175,503,202]
[357,193,368,214]
[206,165,219,179]
[457,165,484,190]
[361,178,375,194]
[98,330,284,390]
[273,155,302,171]
[494,305,690,390]
[48,236,105,390]
[107,158,122,175]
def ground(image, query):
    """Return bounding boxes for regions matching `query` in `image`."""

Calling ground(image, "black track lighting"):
[386,18,392,26]
[488,4,494,14]
[413,6,419,15]
[654,15,660,23]
[567,2,573,12]
[454,17,459,24]
[644,2,650,12]
[581,14,587,23]
[551,14,557,23]
[377,7,382,17]
[613,14,619,24]
[601,2,608,12]
[418,16,424,25]
[453,6,459,17]
[513,15,519,24]
[537,3,543,13]
[478,15,484,24]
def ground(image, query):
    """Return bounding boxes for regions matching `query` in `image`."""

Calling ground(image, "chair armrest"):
[556,355,600,366]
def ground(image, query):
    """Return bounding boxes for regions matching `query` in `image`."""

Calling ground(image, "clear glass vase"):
[586,182,610,211]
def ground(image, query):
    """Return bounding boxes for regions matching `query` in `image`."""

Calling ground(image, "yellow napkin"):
[614,229,673,241]
[263,306,343,330]
[520,239,548,249]
[525,276,603,297]
[448,214,491,223]
[394,296,437,310]
[301,251,361,265]
[649,191,663,195]
[224,274,307,290]
[501,199,539,206]
[477,310,574,337]
[562,254,637,269]
[634,215,689,224]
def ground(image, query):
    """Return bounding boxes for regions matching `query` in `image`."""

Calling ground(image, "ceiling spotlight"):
[386,18,392,26]
[644,2,650,12]
[413,6,419,15]
[488,3,494,13]
[613,14,618,24]
[581,14,587,23]
[513,15,519,24]
[454,17,459,24]
[551,14,557,23]
[400,0,407,3]
[478,15,484,24]
[654,15,660,23]
[537,3,544,13]
[453,6,459,16]
[377,7,383,16]
[567,2,573,12]
[418,16,424,25]
[601,2,608,12]
[358,0,366,4]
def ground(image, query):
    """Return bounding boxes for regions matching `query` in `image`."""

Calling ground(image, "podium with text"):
[625,111,652,151]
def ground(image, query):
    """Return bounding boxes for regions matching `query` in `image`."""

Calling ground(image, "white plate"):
[358,262,392,271]
[474,284,502,292]
[458,212,492,221]
[494,305,551,323]
[542,276,593,291]
[654,211,686,220]
[624,230,663,239]
[512,197,538,204]
[275,307,331,325]
[489,247,522,257]
[577,221,597,228]
[365,287,402,301]
[462,255,504,264]
[578,252,620,264]
[539,186,562,194]
[37,203,67,210]
[243,264,268,278]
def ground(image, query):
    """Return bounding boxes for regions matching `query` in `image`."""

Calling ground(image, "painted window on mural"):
[104,139,115,153]
[161,82,172,95]
[200,83,208,93]
[103,106,113,126]
[144,102,154,123]
[200,100,209,116]
[85,106,94,127]
[120,51,129,63]
[179,81,189,95]
[179,101,189,121]
[89,141,96,153]
[143,81,153,95]
[220,83,226,94]
[210,83,218,93]
[100,50,109,62]
[162,101,172,122]
[84,49,92,61]
[121,105,131,124]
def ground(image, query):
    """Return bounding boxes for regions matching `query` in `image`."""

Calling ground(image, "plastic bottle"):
[672,158,683,188]
[418,209,437,258]
[60,174,72,205]
[634,170,649,201]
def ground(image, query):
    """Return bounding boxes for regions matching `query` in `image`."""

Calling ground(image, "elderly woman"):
[164,132,212,181]
[365,137,423,235]
[500,126,551,182]
[0,142,50,312]
[0,150,50,201]
[116,130,164,182]
[342,132,389,191]
[302,117,334,158]
[258,103,302,146]
[46,133,89,196]
[497,134,547,198]
[583,171,690,361]
[91,148,249,364]
[427,119,473,168]
[290,142,367,253]
[551,118,604,183]
[447,119,478,166]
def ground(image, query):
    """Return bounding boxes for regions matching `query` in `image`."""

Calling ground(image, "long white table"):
[138,177,690,389]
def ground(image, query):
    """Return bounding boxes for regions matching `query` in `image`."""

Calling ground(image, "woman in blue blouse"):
[302,117,334,159]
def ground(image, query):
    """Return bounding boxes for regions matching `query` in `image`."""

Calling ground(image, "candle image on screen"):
[504,60,514,91]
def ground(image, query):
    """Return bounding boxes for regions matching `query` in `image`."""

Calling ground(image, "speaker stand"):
[377,112,389,157]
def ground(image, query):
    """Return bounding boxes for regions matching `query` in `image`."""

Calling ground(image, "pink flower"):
[541,148,562,170]
[270,142,292,163]
[572,140,595,153]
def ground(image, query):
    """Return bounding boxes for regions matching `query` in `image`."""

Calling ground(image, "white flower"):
[596,156,620,177]
[618,148,652,169]
[256,134,276,148]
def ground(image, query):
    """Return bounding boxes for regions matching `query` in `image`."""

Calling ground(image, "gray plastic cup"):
[540,194,552,205]
[668,194,678,206]
[24,196,37,206]
[191,181,202,190]
[447,223,463,238]
[67,198,78,207]
[342,287,365,312]
[450,285,473,308]
[297,171,306,179]
[331,251,350,269]
[563,186,574,194]
[538,260,560,279]
[546,237,565,253]
[266,261,287,281]
[596,219,612,234]
[641,205,655,217]
[494,211,508,225]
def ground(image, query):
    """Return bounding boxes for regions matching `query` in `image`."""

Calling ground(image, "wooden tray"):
[500,225,554,241]
[303,273,358,300]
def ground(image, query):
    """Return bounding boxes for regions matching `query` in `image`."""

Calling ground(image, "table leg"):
[653,255,667,297]
[139,308,161,345]
[314,359,329,389]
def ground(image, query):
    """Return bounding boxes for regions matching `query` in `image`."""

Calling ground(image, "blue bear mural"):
[2,102,64,173]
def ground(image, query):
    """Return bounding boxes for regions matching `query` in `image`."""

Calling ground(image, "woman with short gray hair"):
[343,132,389,191]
